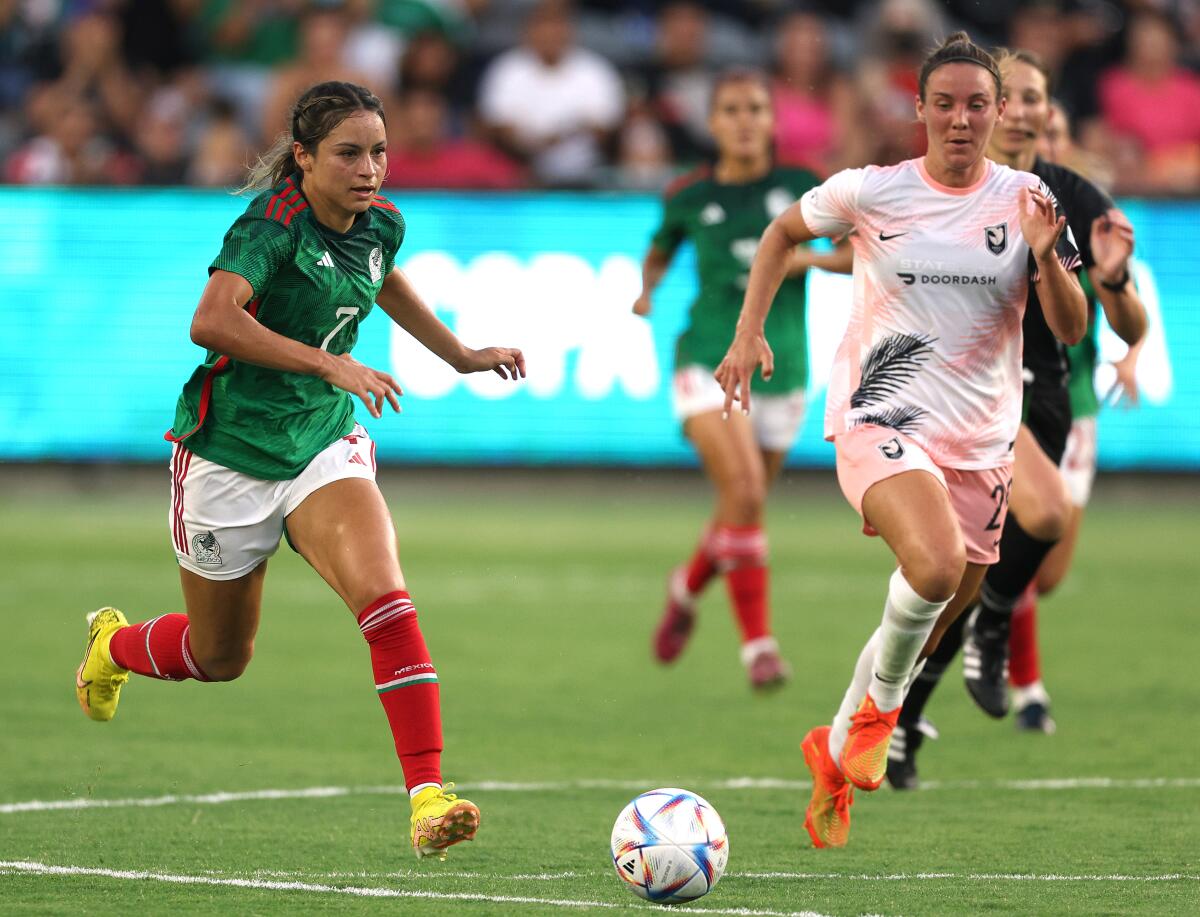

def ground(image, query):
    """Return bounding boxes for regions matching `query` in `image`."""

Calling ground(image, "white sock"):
[904,658,928,694]
[1012,680,1051,709]
[828,627,882,765]
[408,782,440,799]
[870,569,951,712]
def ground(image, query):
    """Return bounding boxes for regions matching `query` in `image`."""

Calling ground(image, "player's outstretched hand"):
[321,352,403,419]
[1090,208,1134,284]
[460,346,526,380]
[1019,185,1066,262]
[1109,349,1141,407]
[714,330,773,418]
[632,293,652,316]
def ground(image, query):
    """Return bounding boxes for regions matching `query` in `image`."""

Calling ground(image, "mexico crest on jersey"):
[369,247,383,282]
[985,222,1007,255]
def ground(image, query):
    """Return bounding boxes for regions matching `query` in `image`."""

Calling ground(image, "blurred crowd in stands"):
[2,0,1199,195]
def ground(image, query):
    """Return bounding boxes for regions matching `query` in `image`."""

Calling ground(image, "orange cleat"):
[800,725,854,849]
[839,694,902,791]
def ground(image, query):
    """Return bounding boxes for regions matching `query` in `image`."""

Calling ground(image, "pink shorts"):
[834,424,1012,565]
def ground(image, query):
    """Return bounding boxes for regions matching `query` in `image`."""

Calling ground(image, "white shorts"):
[672,364,806,453]
[1060,415,1097,508]
[169,424,377,580]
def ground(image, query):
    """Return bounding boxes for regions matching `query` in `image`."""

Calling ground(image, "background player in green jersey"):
[73,82,524,860]
[633,69,841,689]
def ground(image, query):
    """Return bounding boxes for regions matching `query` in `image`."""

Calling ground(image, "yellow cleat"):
[75,608,130,722]
[410,783,480,860]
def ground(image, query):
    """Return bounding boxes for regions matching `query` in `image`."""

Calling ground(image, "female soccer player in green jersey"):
[633,70,839,690]
[73,81,525,860]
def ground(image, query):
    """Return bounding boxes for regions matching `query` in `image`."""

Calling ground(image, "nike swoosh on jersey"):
[878,230,908,241]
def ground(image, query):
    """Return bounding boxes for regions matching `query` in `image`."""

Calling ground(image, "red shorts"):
[834,424,1012,565]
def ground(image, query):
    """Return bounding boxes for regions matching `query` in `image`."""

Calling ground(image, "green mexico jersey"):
[651,165,819,394]
[168,174,406,479]
[1067,272,1101,420]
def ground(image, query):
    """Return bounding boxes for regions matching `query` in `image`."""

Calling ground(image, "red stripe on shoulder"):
[281,200,308,227]
[270,189,303,223]
[264,177,296,221]
[663,166,711,200]
[371,195,399,212]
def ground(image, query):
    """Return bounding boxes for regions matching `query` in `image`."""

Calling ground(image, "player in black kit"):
[887,49,1148,788]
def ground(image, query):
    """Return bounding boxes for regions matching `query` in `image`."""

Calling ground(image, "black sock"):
[977,515,1058,628]
[899,613,966,727]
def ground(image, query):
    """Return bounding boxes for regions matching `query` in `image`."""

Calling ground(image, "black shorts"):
[1020,383,1072,465]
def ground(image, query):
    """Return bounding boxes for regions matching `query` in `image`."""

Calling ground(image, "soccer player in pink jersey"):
[716,33,1086,849]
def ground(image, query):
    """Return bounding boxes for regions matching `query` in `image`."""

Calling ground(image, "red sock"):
[358,590,443,791]
[109,614,210,681]
[683,527,718,595]
[1009,584,1040,687]
[713,525,770,643]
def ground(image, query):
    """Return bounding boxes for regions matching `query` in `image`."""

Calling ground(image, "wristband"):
[1099,267,1130,291]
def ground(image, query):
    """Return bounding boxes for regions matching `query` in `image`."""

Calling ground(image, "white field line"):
[3,776,1199,816]
[0,860,842,917]
[193,868,1200,884]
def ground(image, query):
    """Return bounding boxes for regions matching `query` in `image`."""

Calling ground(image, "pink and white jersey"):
[801,157,1075,469]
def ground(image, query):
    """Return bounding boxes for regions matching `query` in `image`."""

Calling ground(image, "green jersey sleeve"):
[650,190,688,256]
[209,214,296,296]
[381,208,407,276]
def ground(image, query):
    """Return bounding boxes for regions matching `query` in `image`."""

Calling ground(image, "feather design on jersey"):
[850,332,937,409]
[852,405,928,434]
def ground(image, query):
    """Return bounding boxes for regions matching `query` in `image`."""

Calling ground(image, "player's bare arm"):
[788,235,853,277]
[715,202,818,415]
[632,246,672,316]
[191,269,402,419]
[1088,208,1148,345]
[1021,186,1086,345]
[377,266,525,380]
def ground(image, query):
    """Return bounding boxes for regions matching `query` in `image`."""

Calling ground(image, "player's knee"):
[723,472,766,523]
[904,548,965,603]
[1035,566,1062,596]
[196,642,254,681]
[1020,488,1071,542]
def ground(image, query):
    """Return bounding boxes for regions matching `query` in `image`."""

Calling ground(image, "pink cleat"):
[653,567,697,664]
[741,636,791,692]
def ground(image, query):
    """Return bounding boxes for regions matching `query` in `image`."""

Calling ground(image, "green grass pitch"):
[1,469,1197,915]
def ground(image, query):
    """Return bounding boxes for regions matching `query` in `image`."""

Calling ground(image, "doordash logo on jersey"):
[896,258,997,287]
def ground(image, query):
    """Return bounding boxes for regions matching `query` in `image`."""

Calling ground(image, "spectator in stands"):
[613,96,674,190]
[637,2,715,164]
[5,89,138,184]
[477,0,624,187]
[383,86,524,189]
[133,87,191,185]
[51,10,143,144]
[200,0,304,138]
[770,9,865,175]
[855,0,944,164]
[1095,10,1200,194]
[399,30,476,120]
[188,97,253,187]
[259,2,377,143]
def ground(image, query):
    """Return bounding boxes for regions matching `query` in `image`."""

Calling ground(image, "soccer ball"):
[610,787,729,903]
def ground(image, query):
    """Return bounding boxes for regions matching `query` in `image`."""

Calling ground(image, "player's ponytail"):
[918,31,1002,102]
[239,81,387,194]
